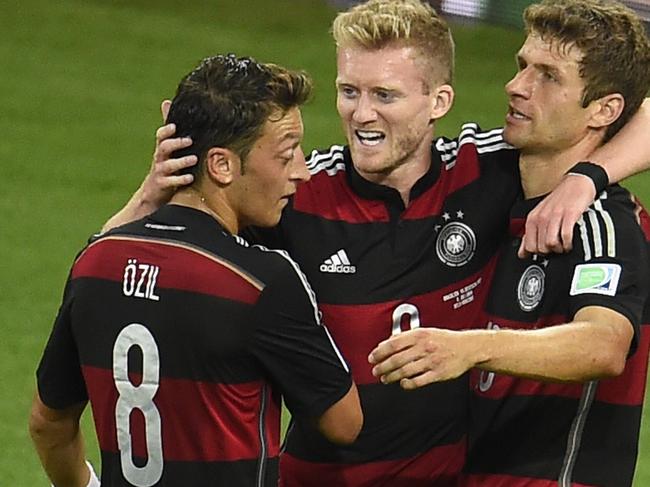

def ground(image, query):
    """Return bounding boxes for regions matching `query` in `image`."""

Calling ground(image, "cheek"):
[398,110,431,139]
[336,98,350,119]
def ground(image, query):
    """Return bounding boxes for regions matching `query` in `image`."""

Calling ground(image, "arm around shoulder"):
[520,98,650,256]
[590,97,650,183]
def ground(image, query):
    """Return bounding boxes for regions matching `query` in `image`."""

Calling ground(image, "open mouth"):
[355,129,385,146]
[508,106,530,121]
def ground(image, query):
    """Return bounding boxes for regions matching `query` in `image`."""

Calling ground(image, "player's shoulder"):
[292,144,353,209]
[588,185,643,226]
[241,239,317,300]
[246,239,307,278]
[573,185,647,259]
[435,122,517,169]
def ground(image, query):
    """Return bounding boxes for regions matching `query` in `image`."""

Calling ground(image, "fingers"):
[371,347,421,380]
[155,173,194,189]
[400,371,441,390]
[559,214,576,252]
[155,136,194,161]
[152,132,196,181]
[377,354,458,388]
[161,99,172,123]
[517,239,530,259]
[155,123,178,145]
[368,334,411,365]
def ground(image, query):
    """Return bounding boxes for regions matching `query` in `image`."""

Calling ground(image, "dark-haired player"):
[29,54,361,487]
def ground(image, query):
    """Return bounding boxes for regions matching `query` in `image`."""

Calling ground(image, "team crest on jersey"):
[435,215,476,267]
[517,264,545,311]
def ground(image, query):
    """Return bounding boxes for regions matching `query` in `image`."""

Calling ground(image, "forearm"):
[473,320,629,382]
[29,398,89,487]
[32,422,88,486]
[101,182,157,233]
[589,98,650,184]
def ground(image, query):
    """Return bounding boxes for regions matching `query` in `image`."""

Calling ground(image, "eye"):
[338,85,357,99]
[279,148,296,164]
[375,90,396,103]
[542,70,557,82]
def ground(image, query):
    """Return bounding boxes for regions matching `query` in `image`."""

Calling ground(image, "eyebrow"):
[516,54,562,78]
[280,131,302,143]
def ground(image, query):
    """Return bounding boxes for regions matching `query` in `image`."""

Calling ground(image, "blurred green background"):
[2,0,648,484]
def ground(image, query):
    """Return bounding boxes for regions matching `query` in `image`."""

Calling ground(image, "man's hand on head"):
[139,100,197,210]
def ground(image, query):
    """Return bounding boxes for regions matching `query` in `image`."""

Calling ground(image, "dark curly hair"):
[167,54,312,176]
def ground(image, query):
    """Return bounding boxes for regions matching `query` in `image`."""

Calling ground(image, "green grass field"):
[2,0,648,484]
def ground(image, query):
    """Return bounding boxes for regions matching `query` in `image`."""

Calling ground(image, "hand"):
[519,173,596,258]
[368,328,474,390]
[139,100,197,209]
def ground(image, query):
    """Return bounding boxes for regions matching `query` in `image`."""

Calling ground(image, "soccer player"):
[29,54,362,487]
[100,1,650,485]
[368,1,650,485]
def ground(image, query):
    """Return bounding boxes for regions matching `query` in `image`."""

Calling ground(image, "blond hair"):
[332,0,455,84]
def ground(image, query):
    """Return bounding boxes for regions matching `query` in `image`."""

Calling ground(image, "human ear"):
[205,147,240,185]
[430,84,455,122]
[587,93,625,130]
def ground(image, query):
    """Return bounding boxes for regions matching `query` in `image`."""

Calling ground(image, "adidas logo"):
[320,249,356,274]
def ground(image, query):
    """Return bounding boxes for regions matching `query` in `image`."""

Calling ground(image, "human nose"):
[505,68,532,99]
[352,93,377,124]
[290,146,311,183]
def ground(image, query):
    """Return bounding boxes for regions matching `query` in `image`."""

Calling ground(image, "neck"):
[519,134,603,199]
[170,186,239,234]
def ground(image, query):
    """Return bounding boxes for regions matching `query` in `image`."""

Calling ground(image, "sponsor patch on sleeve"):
[569,263,621,296]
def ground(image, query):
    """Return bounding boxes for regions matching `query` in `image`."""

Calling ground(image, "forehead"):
[336,44,433,87]
[519,33,583,69]
[257,107,304,146]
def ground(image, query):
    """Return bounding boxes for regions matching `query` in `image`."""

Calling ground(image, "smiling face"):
[503,33,594,155]
[336,44,444,183]
[232,107,309,228]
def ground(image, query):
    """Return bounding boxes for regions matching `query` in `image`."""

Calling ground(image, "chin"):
[502,128,522,149]
[351,154,391,174]
[262,213,282,228]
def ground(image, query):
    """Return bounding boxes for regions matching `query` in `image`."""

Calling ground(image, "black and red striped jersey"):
[247,124,522,486]
[464,186,650,487]
[36,204,353,487]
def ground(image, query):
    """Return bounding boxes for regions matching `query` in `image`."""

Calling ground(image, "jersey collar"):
[344,144,443,213]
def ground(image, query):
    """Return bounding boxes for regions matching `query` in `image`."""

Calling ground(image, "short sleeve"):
[249,252,352,419]
[36,275,88,409]
[567,193,649,353]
